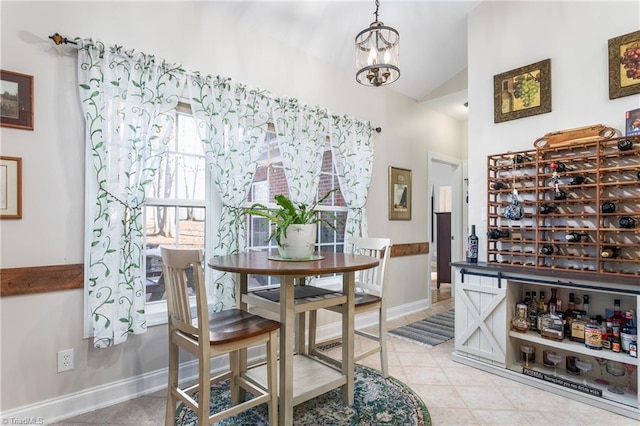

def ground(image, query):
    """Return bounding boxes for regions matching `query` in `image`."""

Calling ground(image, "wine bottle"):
[565,232,588,243]
[601,246,620,259]
[553,189,567,200]
[514,154,532,163]
[540,244,557,255]
[617,138,633,151]
[467,225,478,263]
[486,228,510,240]
[549,162,567,172]
[538,204,558,215]
[490,181,508,190]
[600,201,616,214]
[568,175,585,185]
[619,216,637,228]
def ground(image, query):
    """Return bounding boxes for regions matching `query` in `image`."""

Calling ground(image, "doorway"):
[427,154,464,305]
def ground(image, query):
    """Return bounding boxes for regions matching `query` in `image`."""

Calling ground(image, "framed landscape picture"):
[0,156,22,219]
[389,166,411,220]
[0,70,34,130]
[608,30,640,99]
[493,59,551,123]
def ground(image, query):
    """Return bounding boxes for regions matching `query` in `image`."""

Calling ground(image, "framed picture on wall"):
[608,30,640,99]
[0,70,34,130]
[493,59,551,123]
[0,156,22,219]
[389,166,411,220]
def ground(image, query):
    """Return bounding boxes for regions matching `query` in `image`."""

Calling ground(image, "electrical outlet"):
[57,348,74,372]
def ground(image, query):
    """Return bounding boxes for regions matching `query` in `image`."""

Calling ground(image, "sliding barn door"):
[454,270,507,365]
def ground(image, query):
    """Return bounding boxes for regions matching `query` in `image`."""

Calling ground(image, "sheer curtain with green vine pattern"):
[272,98,328,205]
[331,116,375,247]
[77,39,186,348]
[188,75,271,310]
[78,39,374,347]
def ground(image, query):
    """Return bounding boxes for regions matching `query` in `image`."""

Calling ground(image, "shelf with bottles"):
[506,339,638,408]
[505,281,639,410]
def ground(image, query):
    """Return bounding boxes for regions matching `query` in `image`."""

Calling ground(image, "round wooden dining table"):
[208,251,379,426]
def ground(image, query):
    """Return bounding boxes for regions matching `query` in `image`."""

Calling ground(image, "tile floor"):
[52,299,636,425]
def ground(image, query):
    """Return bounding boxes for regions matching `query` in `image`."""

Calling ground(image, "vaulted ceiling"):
[214,1,480,120]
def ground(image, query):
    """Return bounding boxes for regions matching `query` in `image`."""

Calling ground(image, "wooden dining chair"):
[308,237,392,377]
[161,247,280,425]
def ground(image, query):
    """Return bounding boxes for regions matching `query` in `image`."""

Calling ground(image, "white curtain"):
[272,98,328,205]
[330,116,375,247]
[78,39,186,348]
[188,75,271,310]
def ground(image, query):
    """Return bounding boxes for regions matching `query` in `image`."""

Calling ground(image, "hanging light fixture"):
[355,0,400,87]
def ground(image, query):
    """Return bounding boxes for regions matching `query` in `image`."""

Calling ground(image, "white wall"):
[0,1,465,414]
[467,1,640,260]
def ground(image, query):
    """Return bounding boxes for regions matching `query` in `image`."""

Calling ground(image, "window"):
[244,130,348,288]
[142,108,348,319]
[143,104,207,310]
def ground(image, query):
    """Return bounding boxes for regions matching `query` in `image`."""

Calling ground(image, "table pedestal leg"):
[279,276,295,426]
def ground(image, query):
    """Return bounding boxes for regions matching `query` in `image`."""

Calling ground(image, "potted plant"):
[245,189,340,259]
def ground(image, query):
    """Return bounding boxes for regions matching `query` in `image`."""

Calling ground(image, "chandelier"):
[355,0,400,87]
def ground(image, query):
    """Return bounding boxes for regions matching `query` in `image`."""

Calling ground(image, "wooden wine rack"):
[487,135,640,277]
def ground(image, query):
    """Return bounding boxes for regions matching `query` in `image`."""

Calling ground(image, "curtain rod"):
[47,32,382,133]
[49,33,77,45]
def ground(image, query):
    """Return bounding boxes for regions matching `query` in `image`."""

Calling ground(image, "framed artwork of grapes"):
[608,30,640,99]
[493,59,551,123]
[0,70,34,130]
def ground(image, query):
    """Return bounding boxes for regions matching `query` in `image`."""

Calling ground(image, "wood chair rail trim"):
[0,243,429,297]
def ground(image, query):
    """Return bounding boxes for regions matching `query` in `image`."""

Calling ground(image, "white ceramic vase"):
[277,224,317,259]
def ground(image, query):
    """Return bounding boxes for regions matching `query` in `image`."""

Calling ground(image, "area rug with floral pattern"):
[174,364,431,425]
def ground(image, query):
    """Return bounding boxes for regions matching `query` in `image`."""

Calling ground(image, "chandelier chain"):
[374,0,380,21]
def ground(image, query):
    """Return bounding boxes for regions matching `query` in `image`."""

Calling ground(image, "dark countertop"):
[450,261,640,287]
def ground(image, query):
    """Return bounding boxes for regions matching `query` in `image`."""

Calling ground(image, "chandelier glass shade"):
[355,19,400,87]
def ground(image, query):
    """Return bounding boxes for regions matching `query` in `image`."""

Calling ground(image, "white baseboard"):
[0,347,264,425]
[1,298,430,425]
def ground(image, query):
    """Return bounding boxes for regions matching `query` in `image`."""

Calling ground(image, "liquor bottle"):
[547,288,558,314]
[612,299,627,327]
[523,291,531,305]
[540,244,557,255]
[553,189,567,200]
[540,303,564,341]
[486,228,510,240]
[611,326,622,353]
[601,246,620,259]
[564,293,576,338]
[617,138,633,151]
[490,181,508,191]
[467,225,478,263]
[565,232,588,243]
[568,175,585,185]
[511,303,529,333]
[601,201,616,214]
[619,216,637,229]
[536,290,546,334]
[585,317,603,350]
[621,311,636,354]
[538,204,558,215]
[528,291,538,331]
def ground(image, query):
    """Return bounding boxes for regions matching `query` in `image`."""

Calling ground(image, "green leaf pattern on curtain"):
[188,75,271,310]
[77,39,186,348]
[330,115,375,247]
[272,98,328,205]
